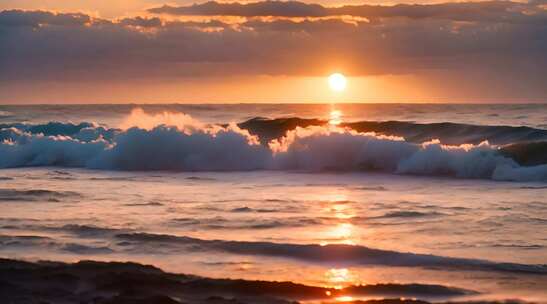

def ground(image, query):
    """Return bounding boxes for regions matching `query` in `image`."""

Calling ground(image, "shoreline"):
[0,257,534,304]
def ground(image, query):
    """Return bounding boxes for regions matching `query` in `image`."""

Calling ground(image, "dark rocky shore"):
[0,258,531,304]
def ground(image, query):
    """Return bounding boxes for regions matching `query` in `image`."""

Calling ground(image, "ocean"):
[0,103,546,304]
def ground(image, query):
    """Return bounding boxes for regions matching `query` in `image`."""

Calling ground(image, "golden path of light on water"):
[309,191,364,300]
[325,268,359,289]
[335,296,356,302]
[320,193,357,246]
[329,109,343,126]
[323,267,363,302]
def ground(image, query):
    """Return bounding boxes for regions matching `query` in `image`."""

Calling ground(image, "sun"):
[328,73,347,92]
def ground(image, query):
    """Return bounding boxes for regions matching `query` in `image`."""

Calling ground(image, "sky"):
[0,0,546,103]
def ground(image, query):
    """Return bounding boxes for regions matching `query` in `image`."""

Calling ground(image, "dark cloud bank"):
[149,0,546,23]
[0,0,546,100]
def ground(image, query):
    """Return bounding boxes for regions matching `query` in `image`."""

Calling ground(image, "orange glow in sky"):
[1,0,545,103]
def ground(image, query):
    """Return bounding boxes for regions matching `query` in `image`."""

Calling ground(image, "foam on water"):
[1,109,547,181]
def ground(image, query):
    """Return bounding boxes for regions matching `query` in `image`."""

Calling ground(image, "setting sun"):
[328,73,347,92]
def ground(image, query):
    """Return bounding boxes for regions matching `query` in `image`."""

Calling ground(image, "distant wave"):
[116,232,547,274]
[240,117,547,146]
[1,110,547,181]
[3,223,546,275]
[0,188,81,202]
[0,111,13,118]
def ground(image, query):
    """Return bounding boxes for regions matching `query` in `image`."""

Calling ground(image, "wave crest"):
[91,124,270,171]
[1,109,547,181]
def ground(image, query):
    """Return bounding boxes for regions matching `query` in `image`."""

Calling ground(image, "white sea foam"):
[0,109,546,181]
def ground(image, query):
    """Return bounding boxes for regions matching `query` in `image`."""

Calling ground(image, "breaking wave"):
[1,109,547,181]
[115,232,547,274]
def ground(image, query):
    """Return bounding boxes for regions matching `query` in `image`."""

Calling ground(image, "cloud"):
[0,9,92,27]
[148,0,547,24]
[118,16,163,28]
[148,1,329,17]
[0,2,546,101]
